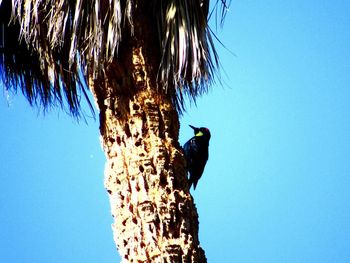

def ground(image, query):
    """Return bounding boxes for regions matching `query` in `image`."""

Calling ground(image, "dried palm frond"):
[155,0,230,111]
[0,0,230,116]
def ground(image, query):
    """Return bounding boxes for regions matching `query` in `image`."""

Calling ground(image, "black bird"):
[183,125,211,190]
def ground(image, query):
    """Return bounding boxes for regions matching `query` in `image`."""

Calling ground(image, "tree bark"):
[88,2,207,262]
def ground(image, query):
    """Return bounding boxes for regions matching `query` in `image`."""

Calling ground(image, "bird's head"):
[189,125,211,140]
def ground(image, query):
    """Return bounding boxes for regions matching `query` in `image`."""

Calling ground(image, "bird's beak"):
[189,125,203,137]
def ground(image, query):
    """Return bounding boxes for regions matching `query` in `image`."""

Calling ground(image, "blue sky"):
[1,1,350,262]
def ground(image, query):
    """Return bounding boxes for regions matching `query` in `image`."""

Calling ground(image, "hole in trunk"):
[135,139,142,147]
[141,112,148,136]
[158,109,165,139]
[160,172,167,186]
[124,123,131,137]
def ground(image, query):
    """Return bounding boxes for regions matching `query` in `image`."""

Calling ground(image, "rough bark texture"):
[102,83,206,263]
[89,3,207,262]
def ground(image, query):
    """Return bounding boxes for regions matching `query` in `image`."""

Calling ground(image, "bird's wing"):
[184,138,198,164]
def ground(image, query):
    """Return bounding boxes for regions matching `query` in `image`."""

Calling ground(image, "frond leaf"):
[0,0,230,116]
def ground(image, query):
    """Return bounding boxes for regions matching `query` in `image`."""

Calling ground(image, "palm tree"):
[0,0,229,262]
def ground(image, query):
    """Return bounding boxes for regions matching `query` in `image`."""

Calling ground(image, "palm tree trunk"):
[89,3,207,262]
[94,47,206,263]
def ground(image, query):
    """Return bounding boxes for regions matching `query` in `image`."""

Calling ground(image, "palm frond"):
[155,0,230,111]
[0,0,230,116]
[0,0,90,116]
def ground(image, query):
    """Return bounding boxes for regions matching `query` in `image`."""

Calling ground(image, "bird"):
[183,125,211,190]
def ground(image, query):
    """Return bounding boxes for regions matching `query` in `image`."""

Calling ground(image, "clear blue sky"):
[1,1,350,262]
